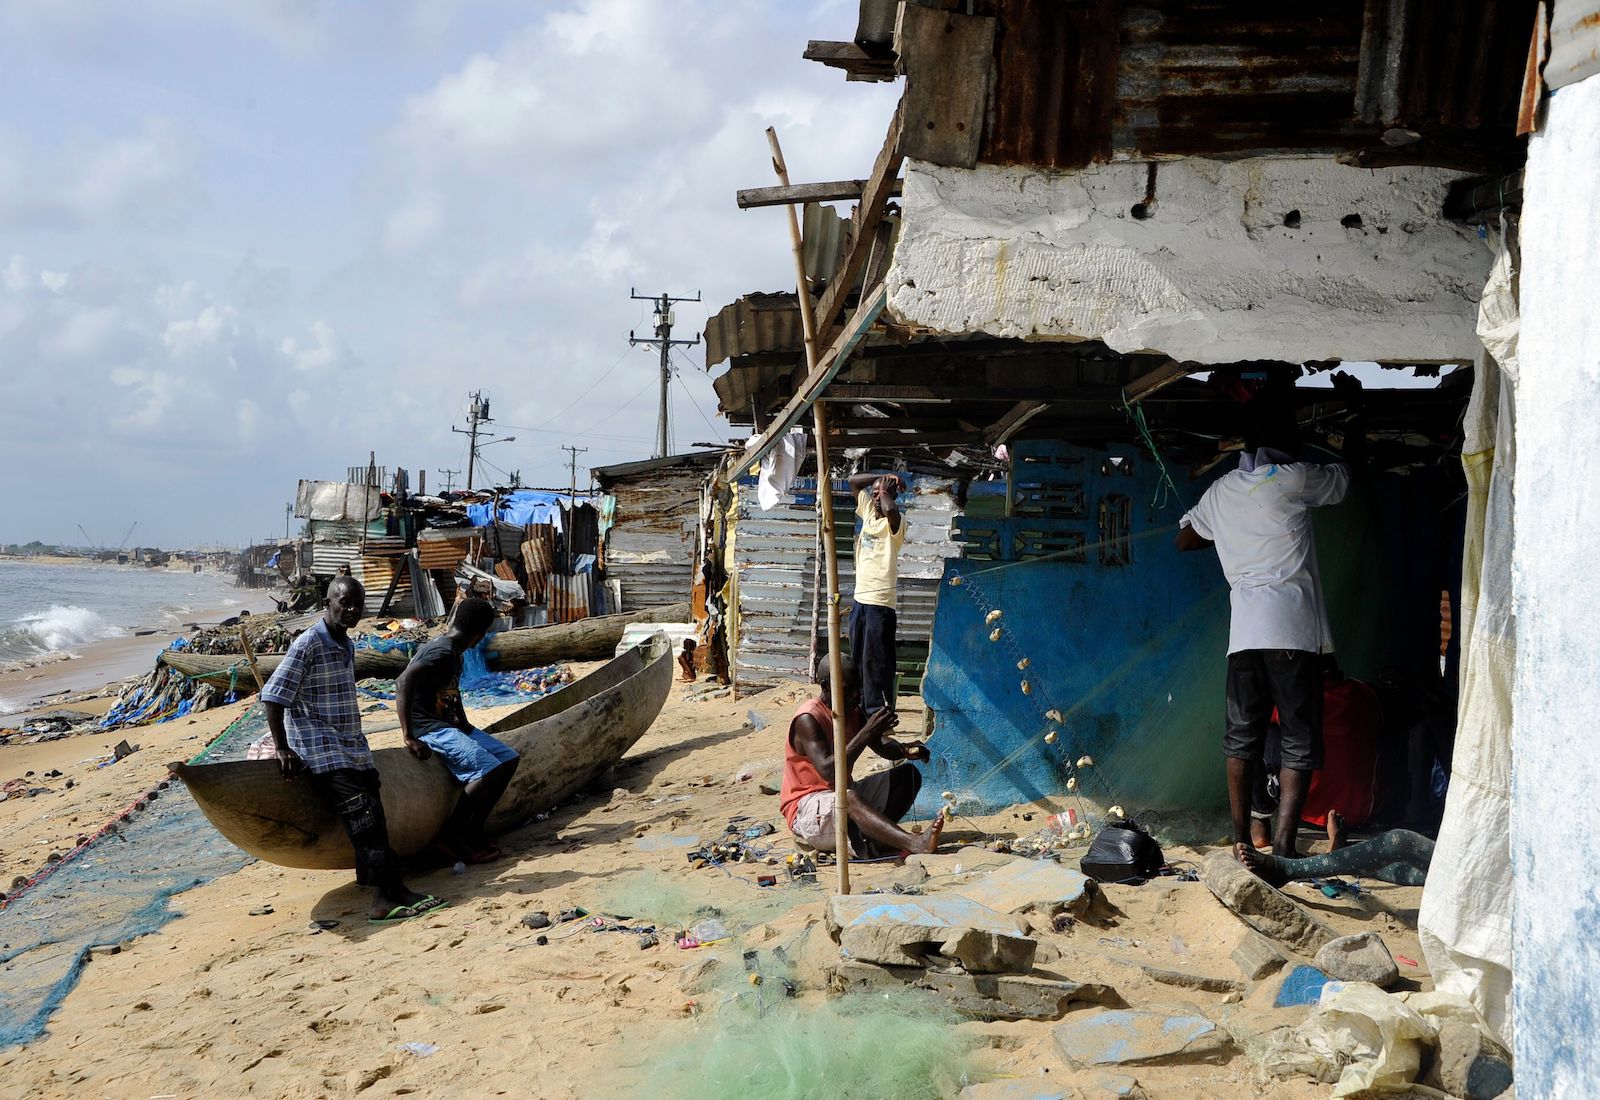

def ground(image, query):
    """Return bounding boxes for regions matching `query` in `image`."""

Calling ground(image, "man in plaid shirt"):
[262,576,444,922]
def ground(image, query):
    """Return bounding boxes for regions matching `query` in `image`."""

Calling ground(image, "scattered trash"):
[521,911,552,930]
[248,905,274,917]
[112,740,139,761]
[536,935,548,946]
[639,933,660,949]
[744,709,769,730]
[1395,954,1418,968]
[756,875,778,888]
[452,862,467,875]
[308,919,339,934]
[558,908,587,923]
[397,1042,438,1057]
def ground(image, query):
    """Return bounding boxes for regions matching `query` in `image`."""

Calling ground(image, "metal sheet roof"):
[704,292,805,369]
[886,0,1535,171]
[1547,0,1600,91]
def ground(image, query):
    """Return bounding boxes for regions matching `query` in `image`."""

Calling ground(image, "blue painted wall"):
[916,441,1456,816]
[918,442,1231,814]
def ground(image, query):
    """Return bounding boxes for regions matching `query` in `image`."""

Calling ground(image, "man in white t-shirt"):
[846,471,908,715]
[1177,376,1364,869]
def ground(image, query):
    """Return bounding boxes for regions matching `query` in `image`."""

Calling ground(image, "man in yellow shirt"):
[846,471,908,714]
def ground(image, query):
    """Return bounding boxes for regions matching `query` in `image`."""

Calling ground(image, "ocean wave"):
[0,604,126,668]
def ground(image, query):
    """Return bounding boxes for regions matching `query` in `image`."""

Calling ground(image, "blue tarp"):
[467,490,566,529]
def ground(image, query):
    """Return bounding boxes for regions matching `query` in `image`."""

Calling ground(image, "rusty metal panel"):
[983,0,1119,168]
[731,476,962,694]
[308,542,361,575]
[547,573,592,624]
[897,4,996,168]
[417,531,474,571]
[704,293,804,368]
[360,556,413,616]
[1546,0,1600,90]
[1357,0,1536,130]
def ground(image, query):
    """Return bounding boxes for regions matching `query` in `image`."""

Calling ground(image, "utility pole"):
[451,391,505,491]
[284,503,291,541]
[561,444,588,571]
[629,289,702,459]
[437,468,460,493]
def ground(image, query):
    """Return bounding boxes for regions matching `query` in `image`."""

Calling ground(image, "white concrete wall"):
[886,158,1489,365]
[1512,74,1600,1099]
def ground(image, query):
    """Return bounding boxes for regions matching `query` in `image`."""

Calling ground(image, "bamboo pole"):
[767,126,852,896]
[237,623,267,693]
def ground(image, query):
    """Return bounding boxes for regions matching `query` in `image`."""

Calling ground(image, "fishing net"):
[0,783,252,1048]
[619,989,978,1100]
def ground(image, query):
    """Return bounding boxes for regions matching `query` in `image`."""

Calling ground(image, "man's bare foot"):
[1327,810,1346,851]
[908,812,946,855]
[1237,845,1290,887]
[1232,840,1253,866]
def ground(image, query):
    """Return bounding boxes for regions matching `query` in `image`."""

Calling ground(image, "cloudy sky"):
[0,0,896,548]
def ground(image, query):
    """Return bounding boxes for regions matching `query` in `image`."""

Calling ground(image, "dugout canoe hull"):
[158,648,410,689]
[171,633,674,869]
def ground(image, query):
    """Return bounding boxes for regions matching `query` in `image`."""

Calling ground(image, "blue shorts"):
[418,727,519,784]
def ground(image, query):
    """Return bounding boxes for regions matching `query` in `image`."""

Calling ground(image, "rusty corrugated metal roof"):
[890,0,1536,170]
[704,293,806,369]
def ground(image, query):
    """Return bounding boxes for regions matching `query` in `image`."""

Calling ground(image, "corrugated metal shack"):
[726,474,961,696]
[593,452,723,613]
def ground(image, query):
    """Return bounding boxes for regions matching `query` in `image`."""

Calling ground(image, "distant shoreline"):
[0,555,226,572]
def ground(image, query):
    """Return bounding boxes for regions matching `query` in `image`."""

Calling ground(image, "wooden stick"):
[768,125,852,896]
[237,623,266,693]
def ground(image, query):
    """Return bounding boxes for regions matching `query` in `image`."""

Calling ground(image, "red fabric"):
[780,697,855,827]
[1298,677,1383,828]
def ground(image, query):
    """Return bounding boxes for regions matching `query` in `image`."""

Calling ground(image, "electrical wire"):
[569,373,657,436]
[522,344,640,432]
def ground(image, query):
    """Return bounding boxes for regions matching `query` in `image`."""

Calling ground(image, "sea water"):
[0,561,249,704]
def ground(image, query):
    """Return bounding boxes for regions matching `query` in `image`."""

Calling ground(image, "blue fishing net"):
[0,784,252,1048]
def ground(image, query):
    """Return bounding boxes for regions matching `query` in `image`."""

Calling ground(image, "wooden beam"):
[985,400,1050,445]
[731,283,889,479]
[830,431,984,450]
[1123,360,1197,405]
[814,100,905,340]
[803,40,896,82]
[735,178,903,210]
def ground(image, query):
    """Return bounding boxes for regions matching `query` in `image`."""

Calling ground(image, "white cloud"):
[280,319,346,372]
[0,118,201,230]
[163,304,239,358]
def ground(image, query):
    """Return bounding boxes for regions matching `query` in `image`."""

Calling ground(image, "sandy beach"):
[0,649,1429,1100]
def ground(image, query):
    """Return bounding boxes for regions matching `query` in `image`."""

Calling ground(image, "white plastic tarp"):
[1417,227,1518,1044]
[295,480,380,522]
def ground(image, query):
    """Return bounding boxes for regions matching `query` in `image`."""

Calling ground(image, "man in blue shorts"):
[396,597,520,863]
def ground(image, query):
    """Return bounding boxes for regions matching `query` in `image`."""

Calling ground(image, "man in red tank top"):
[780,655,944,857]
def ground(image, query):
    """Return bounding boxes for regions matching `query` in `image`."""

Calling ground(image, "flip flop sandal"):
[369,903,427,925]
[411,895,450,914]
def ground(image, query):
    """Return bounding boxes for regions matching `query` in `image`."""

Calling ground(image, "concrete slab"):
[947,857,1096,917]
[825,894,1037,973]
[1052,1009,1233,1069]
[1200,852,1336,955]
[831,960,1119,1021]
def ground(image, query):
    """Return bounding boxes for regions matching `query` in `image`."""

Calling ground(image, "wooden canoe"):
[171,632,674,869]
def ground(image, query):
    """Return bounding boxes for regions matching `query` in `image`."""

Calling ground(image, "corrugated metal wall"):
[731,475,962,694]
[604,465,706,611]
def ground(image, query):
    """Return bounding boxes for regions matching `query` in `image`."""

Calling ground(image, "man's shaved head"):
[327,575,364,602]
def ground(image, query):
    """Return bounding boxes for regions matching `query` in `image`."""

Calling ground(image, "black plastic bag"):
[1079,819,1165,885]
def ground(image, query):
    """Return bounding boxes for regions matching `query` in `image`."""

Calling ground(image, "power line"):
[674,371,720,436]
[570,373,657,437]
[525,344,638,432]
